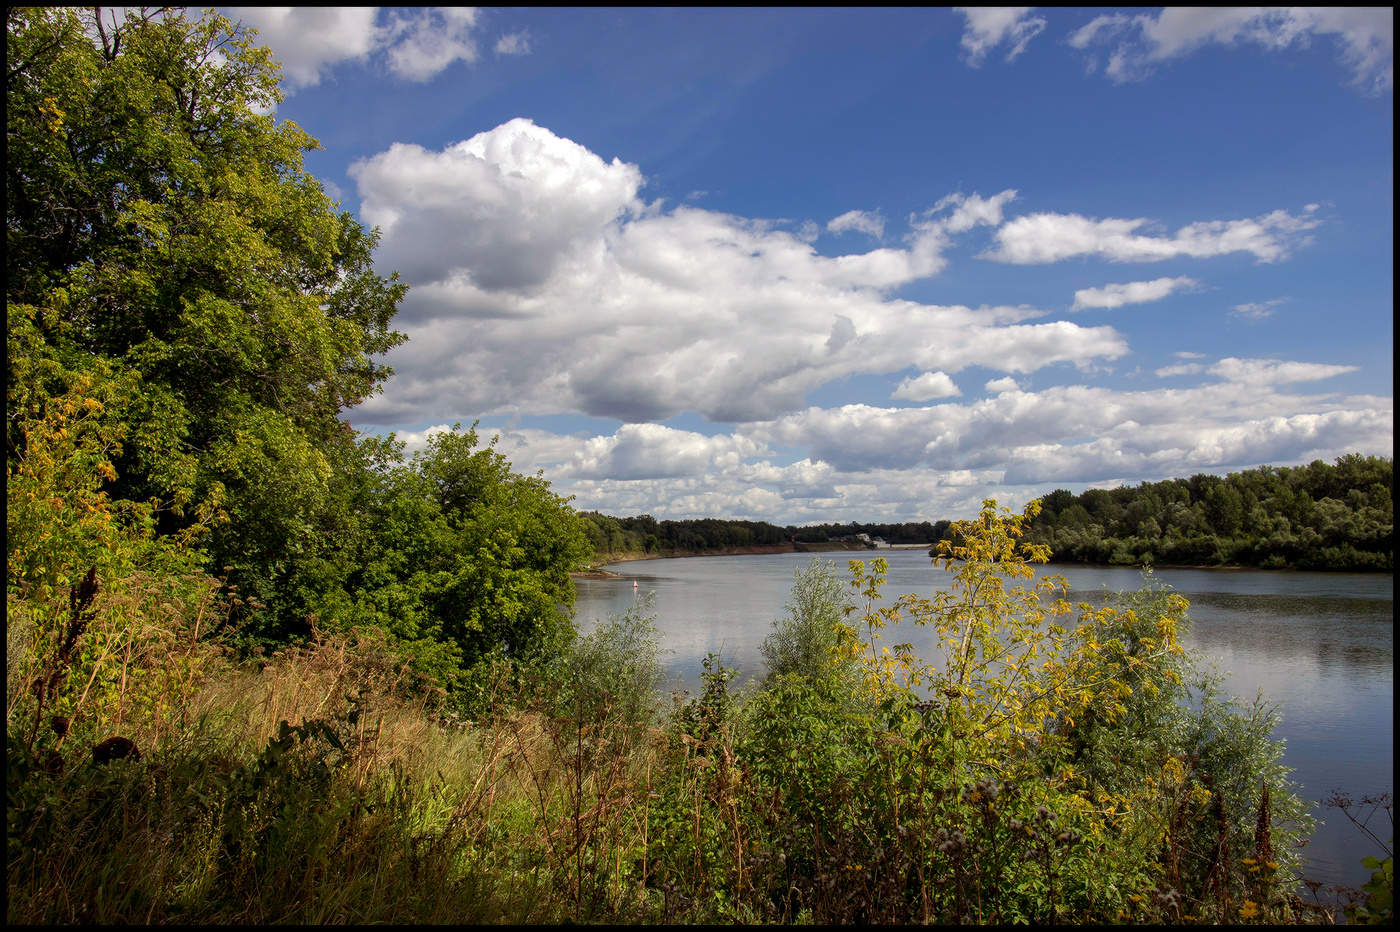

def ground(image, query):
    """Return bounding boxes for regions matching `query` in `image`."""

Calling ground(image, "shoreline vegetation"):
[578,454,1393,574]
[573,541,920,576]
[7,10,1392,925]
[576,549,1380,579]
[12,494,1388,924]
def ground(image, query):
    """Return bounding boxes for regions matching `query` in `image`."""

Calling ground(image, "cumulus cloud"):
[892,371,962,402]
[749,378,1391,480]
[1070,7,1393,94]
[405,371,1392,522]
[827,209,885,238]
[350,118,644,293]
[379,7,481,81]
[341,119,1389,523]
[956,7,1047,66]
[226,7,381,87]
[985,376,1021,394]
[1072,276,1199,310]
[229,6,533,90]
[391,422,455,456]
[985,208,1318,264]
[558,424,765,480]
[350,120,1130,427]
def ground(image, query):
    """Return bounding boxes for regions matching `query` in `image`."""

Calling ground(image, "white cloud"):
[431,374,1392,522]
[986,208,1318,264]
[1231,298,1286,320]
[1208,357,1358,386]
[985,376,1021,394]
[350,120,1130,427]
[380,7,481,81]
[558,424,766,480]
[495,31,531,56]
[229,6,533,89]
[1072,276,1199,310]
[392,422,454,456]
[827,209,885,238]
[892,371,962,402]
[1072,7,1394,94]
[1068,13,1131,51]
[342,119,1390,524]
[350,118,644,292]
[931,190,1018,234]
[226,7,381,88]
[956,7,1047,66]
[1161,355,1354,385]
[751,379,1391,480]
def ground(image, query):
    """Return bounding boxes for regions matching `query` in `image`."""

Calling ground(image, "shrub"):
[759,556,861,690]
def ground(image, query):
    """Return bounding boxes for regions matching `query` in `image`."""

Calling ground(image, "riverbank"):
[578,549,1388,577]
[578,543,802,570]
[572,545,798,577]
[578,541,932,574]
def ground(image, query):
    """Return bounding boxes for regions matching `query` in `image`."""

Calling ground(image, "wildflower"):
[1239,900,1260,920]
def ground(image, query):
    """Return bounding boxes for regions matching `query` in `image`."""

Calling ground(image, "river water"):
[573,550,1393,893]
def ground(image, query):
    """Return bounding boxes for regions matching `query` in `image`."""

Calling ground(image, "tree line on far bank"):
[577,513,953,556]
[1024,454,1392,571]
[582,454,1393,572]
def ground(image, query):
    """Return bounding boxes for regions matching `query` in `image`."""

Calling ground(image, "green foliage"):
[759,557,861,689]
[411,424,593,668]
[9,10,597,692]
[7,6,407,643]
[6,354,223,758]
[1027,456,1392,570]
[553,595,667,740]
[2,502,1344,923]
[577,512,950,559]
[1353,854,1394,924]
[633,499,1316,923]
[1325,791,1394,925]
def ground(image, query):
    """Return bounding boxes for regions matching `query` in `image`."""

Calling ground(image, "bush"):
[759,556,861,689]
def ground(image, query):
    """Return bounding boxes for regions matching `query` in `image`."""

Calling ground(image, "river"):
[573,551,1393,895]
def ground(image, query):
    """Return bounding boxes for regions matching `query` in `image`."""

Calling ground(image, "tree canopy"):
[1025,455,1392,570]
[8,7,593,693]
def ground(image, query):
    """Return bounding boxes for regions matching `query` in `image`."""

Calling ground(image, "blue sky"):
[219,6,1392,522]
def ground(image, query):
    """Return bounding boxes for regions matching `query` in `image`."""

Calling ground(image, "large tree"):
[8,7,406,638]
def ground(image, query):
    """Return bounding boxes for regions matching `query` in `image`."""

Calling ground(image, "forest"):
[1024,455,1393,571]
[6,8,1391,926]
[582,456,1392,572]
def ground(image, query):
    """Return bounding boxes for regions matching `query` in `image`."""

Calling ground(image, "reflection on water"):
[574,552,1393,891]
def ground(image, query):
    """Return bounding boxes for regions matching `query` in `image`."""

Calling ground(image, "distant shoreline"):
[573,548,1389,578]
